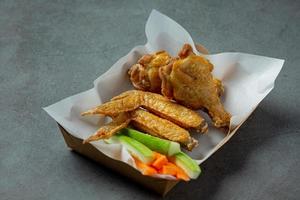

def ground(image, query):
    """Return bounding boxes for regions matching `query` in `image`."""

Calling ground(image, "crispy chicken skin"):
[159,44,231,127]
[131,109,198,150]
[81,90,142,117]
[83,112,131,144]
[128,51,171,93]
[82,90,207,132]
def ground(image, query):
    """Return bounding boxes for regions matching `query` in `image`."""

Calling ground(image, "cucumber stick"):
[171,152,201,179]
[120,128,181,156]
[115,135,155,164]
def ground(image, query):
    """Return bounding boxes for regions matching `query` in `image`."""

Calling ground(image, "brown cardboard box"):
[58,124,179,196]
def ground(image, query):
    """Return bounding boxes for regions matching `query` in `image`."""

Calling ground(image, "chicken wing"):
[82,90,207,132]
[128,51,171,93]
[160,44,231,127]
[82,108,198,150]
[178,44,224,96]
[81,90,142,117]
[83,112,131,143]
[131,109,198,150]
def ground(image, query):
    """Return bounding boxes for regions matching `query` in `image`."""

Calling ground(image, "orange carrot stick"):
[175,166,190,181]
[134,157,157,176]
[152,152,168,170]
[159,162,178,176]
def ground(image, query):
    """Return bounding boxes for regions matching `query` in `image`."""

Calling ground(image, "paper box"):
[58,124,179,196]
[44,10,284,197]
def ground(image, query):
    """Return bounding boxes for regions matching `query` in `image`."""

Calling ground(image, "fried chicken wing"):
[160,44,231,127]
[82,90,207,132]
[141,92,207,132]
[178,44,224,96]
[128,51,171,93]
[159,59,176,99]
[131,109,198,150]
[83,112,131,143]
[81,91,142,117]
[82,108,198,150]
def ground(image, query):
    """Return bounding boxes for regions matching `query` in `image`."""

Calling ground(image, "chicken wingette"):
[82,90,207,132]
[83,112,131,144]
[81,90,204,150]
[131,109,198,150]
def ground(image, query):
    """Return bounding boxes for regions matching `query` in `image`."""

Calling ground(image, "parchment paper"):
[43,10,284,180]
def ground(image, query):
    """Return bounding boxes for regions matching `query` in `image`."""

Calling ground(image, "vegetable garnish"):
[112,129,201,181]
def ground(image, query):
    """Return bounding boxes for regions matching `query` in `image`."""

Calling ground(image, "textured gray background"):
[1,0,299,199]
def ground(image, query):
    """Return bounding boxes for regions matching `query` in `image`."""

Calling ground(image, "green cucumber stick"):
[120,128,181,156]
[171,152,201,179]
[115,134,155,164]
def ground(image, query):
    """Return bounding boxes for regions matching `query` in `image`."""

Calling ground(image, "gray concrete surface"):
[1,0,299,199]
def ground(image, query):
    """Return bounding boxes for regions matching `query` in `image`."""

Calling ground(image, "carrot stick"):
[152,152,168,170]
[134,157,157,176]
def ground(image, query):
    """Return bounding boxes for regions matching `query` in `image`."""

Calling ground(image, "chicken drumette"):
[159,44,231,127]
[128,51,171,93]
[128,44,231,128]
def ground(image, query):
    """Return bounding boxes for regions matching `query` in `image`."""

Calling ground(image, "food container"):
[44,10,284,196]
[58,124,179,196]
